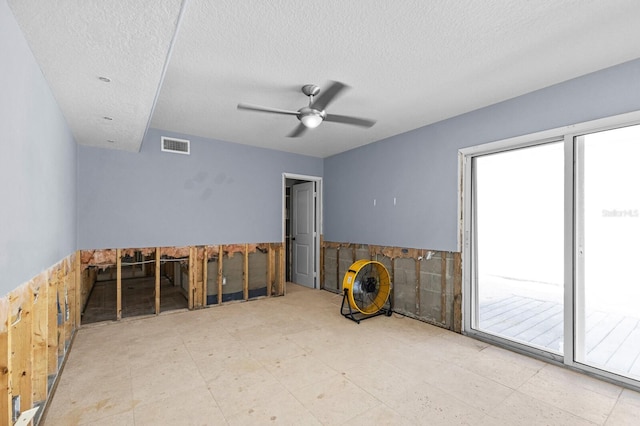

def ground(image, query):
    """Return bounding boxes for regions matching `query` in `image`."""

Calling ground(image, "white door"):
[291,181,315,288]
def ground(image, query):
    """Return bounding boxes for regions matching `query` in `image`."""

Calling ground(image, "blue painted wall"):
[77,128,323,249]
[5,0,640,295]
[324,58,640,251]
[0,0,77,295]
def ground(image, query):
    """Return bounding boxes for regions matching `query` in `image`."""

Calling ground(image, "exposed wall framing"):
[79,243,285,322]
[0,253,79,425]
[322,241,462,332]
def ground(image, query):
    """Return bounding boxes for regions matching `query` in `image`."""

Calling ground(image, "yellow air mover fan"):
[341,260,392,323]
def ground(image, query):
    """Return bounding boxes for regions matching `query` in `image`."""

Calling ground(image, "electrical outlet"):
[222,276,227,286]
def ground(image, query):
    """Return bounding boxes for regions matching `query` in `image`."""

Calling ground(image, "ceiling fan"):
[237,81,376,137]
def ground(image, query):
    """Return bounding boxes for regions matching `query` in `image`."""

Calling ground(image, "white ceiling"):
[9,0,640,158]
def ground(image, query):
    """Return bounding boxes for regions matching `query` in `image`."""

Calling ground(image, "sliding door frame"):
[460,110,640,389]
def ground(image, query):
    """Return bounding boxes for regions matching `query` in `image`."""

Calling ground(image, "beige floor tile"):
[426,364,514,413]
[292,375,381,425]
[421,333,491,367]
[133,384,226,426]
[537,363,623,399]
[343,404,413,425]
[127,340,192,373]
[265,353,341,392]
[518,366,619,424]
[606,388,640,425]
[186,337,251,362]
[491,391,597,425]
[383,341,451,379]
[194,351,263,383]
[343,358,424,408]
[450,345,545,389]
[391,381,489,425]
[77,411,136,426]
[206,367,288,418]
[225,390,320,426]
[246,336,308,366]
[44,385,136,426]
[130,361,206,402]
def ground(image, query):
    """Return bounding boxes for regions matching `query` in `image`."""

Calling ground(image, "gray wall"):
[78,128,323,249]
[324,58,640,251]
[0,0,77,295]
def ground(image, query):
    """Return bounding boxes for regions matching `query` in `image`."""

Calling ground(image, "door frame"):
[282,173,322,290]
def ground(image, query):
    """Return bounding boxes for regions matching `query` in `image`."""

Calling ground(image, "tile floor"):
[42,284,640,425]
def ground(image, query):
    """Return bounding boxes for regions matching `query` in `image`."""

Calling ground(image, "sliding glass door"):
[464,116,640,387]
[575,125,640,380]
[473,142,564,354]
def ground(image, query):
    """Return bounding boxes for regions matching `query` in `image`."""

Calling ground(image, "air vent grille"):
[161,136,190,155]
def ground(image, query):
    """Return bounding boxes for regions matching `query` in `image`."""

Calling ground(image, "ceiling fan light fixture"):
[300,112,323,128]
[298,106,325,129]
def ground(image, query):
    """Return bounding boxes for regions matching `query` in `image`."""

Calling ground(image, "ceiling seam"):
[140,0,191,152]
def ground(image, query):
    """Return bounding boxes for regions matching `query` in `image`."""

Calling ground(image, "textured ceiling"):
[9,0,640,158]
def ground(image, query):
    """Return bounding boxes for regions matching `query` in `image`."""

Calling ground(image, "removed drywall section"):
[205,247,220,305]
[322,246,339,293]
[221,247,244,303]
[0,253,80,425]
[248,244,269,299]
[79,243,285,323]
[322,241,461,332]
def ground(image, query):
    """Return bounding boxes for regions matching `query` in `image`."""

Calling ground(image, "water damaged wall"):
[323,241,462,332]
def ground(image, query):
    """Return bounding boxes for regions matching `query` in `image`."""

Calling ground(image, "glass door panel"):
[474,142,564,353]
[576,124,640,380]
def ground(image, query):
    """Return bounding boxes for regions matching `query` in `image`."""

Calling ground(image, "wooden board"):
[202,247,208,307]
[74,252,82,327]
[278,245,285,296]
[10,287,34,416]
[243,245,249,301]
[453,252,462,333]
[441,253,447,324]
[188,247,195,310]
[116,249,122,320]
[155,248,161,314]
[0,308,10,426]
[47,273,58,376]
[63,267,73,347]
[217,246,223,305]
[32,278,49,403]
[57,270,66,359]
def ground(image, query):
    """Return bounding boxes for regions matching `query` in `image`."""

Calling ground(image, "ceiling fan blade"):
[324,113,376,128]
[237,103,299,116]
[287,123,307,137]
[311,81,348,111]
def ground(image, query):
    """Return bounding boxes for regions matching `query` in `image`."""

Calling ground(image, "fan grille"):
[343,260,391,314]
